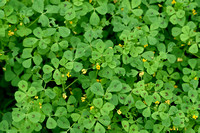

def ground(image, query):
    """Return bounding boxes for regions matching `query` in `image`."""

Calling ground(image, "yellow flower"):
[2,67,6,71]
[188,41,191,45]
[113,0,117,3]
[143,101,147,104]
[69,21,73,24]
[173,126,176,130]
[40,106,42,109]
[119,44,123,47]
[194,77,198,80]
[73,31,77,34]
[39,102,42,106]
[117,109,122,115]
[155,101,160,104]
[90,106,94,110]
[121,8,124,11]
[139,16,142,19]
[177,57,183,62]
[165,100,170,105]
[107,125,111,130]
[8,30,14,36]
[181,44,185,46]
[96,79,100,82]
[35,96,38,99]
[14,28,17,31]
[144,44,148,48]
[158,4,162,7]
[153,73,156,77]
[81,96,86,102]
[89,0,92,3]
[174,85,178,88]
[0,53,2,56]
[20,22,23,26]
[174,37,176,40]
[142,59,147,62]
[66,72,71,77]
[139,71,144,77]
[171,0,176,4]
[138,6,140,8]
[9,25,11,27]
[192,9,197,15]
[193,115,198,119]
[81,69,87,74]
[96,64,100,70]
[109,47,113,49]
[70,47,73,50]
[61,74,65,77]
[63,93,67,99]
[70,91,73,95]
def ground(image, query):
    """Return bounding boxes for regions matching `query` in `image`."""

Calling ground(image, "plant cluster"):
[0,0,200,133]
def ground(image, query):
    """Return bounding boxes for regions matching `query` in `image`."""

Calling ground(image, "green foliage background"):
[0,0,200,132]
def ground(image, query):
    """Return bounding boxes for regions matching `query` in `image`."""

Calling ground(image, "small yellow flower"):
[177,57,183,62]
[9,25,11,27]
[89,0,92,3]
[137,27,141,30]
[81,69,87,74]
[61,74,65,77]
[20,22,23,26]
[153,51,155,54]
[142,59,147,62]
[143,101,147,104]
[158,4,162,7]
[96,64,100,70]
[8,30,14,36]
[66,72,71,77]
[81,97,86,102]
[173,126,176,130]
[35,96,38,99]
[194,77,198,80]
[188,41,191,45]
[192,9,197,15]
[113,0,117,3]
[181,44,185,46]
[39,102,42,106]
[14,28,17,31]
[0,53,2,56]
[139,71,144,77]
[73,31,77,34]
[139,16,142,19]
[138,6,140,8]
[174,85,178,88]
[192,115,198,119]
[155,101,160,104]
[109,47,113,49]
[121,8,124,11]
[63,93,67,99]
[165,100,170,105]
[144,44,148,48]
[96,79,100,82]
[90,106,94,110]
[170,128,173,130]
[40,106,42,109]
[117,109,122,115]
[174,37,176,40]
[171,0,176,4]
[69,21,73,24]
[69,47,73,50]
[70,91,73,95]
[2,67,6,71]
[153,73,156,77]
[107,125,111,130]
[119,44,123,47]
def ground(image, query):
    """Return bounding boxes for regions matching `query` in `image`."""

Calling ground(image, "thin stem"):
[64,79,78,91]
[27,14,41,27]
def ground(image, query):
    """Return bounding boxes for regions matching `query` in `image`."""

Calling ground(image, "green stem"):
[64,79,78,91]
[27,14,41,27]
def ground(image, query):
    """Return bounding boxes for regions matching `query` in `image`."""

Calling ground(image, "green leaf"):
[189,44,198,53]
[129,124,138,133]
[107,80,122,92]
[93,98,103,108]
[7,15,18,24]
[95,122,105,133]
[64,8,76,20]
[45,89,56,99]
[167,54,176,63]
[23,37,38,47]
[131,0,141,9]
[188,59,197,69]
[142,107,151,117]
[96,3,107,15]
[57,117,70,129]
[43,65,54,74]
[0,120,8,131]
[90,12,100,26]
[166,6,175,15]
[172,27,181,36]
[51,58,59,68]
[33,27,43,38]
[102,102,115,111]
[42,103,52,115]
[99,115,110,126]
[135,100,146,109]
[188,90,198,103]
[122,120,129,132]
[180,34,189,41]
[51,43,59,52]
[18,80,28,92]
[27,87,37,97]
[75,48,85,59]
[63,50,73,61]
[33,54,43,65]
[38,14,49,27]
[160,90,172,99]
[59,27,70,37]
[83,119,96,129]
[96,41,105,53]
[65,62,74,69]
[92,51,101,60]
[132,9,143,16]
[71,113,80,122]
[90,82,104,96]
[12,111,25,122]
[153,124,164,133]
[32,0,44,13]
[0,28,5,37]
[15,91,26,102]
[176,10,185,18]
[73,62,83,72]
[22,58,32,68]
[27,112,41,123]
[170,72,180,80]
[55,107,67,116]
[46,117,57,129]
[144,95,153,106]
